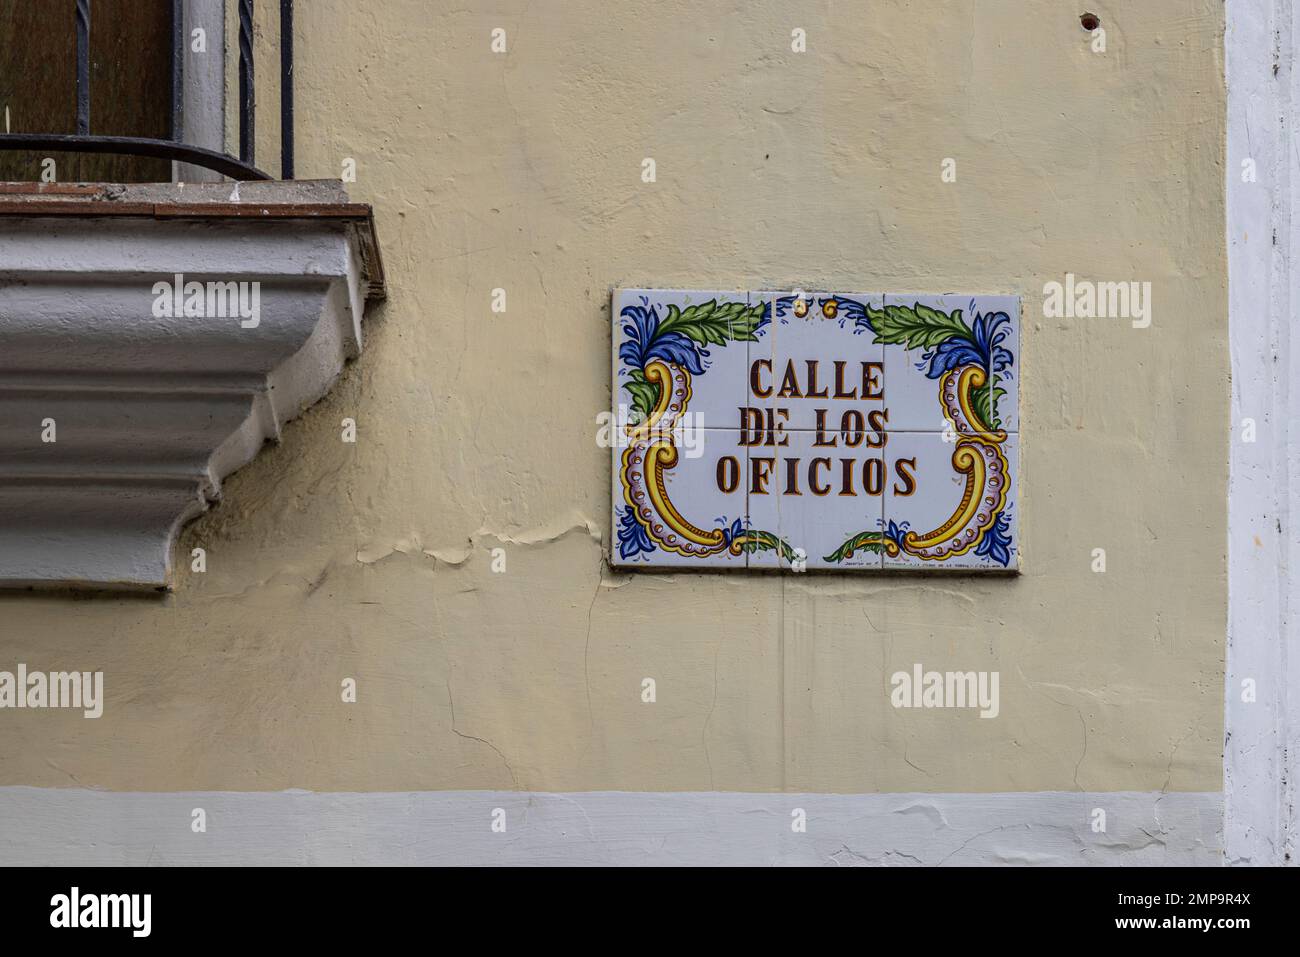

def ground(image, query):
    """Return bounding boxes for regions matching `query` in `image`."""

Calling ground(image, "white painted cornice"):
[0,181,384,590]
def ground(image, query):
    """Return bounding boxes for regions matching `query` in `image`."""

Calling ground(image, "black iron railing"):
[0,0,293,181]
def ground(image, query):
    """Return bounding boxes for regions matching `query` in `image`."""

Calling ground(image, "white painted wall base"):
[0,788,1221,866]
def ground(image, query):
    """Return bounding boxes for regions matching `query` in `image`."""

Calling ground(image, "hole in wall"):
[1080,12,1101,31]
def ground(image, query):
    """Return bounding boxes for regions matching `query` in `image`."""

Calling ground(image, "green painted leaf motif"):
[728,301,768,343]
[823,531,886,563]
[623,368,659,424]
[658,299,766,347]
[971,373,992,431]
[740,529,797,562]
[969,375,1004,432]
[865,302,973,349]
[989,384,1006,430]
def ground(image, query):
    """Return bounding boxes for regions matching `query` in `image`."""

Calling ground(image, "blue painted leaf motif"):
[653,333,709,374]
[619,303,708,375]
[913,308,1013,382]
[616,506,655,560]
[882,519,910,548]
[720,516,745,545]
[992,321,1014,378]
[822,296,870,330]
[851,306,877,336]
[764,296,797,326]
[617,305,655,369]
[972,310,1013,376]
[974,509,1012,567]
[919,336,985,379]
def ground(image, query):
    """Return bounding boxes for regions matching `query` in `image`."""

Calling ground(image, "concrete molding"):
[0,182,382,591]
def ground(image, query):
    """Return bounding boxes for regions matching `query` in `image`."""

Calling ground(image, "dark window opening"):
[0,0,172,182]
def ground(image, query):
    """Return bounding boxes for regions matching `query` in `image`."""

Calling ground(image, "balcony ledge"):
[0,180,385,591]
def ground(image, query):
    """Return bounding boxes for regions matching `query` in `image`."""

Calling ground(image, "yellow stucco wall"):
[0,0,1225,793]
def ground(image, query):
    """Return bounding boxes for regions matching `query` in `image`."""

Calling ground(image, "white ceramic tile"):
[613,288,757,431]
[745,291,781,443]
[879,294,1018,435]
[737,291,782,569]
[744,291,888,570]
[769,430,886,570]
[988,296,1019,433]
[611,427,750,569]
[740,415,783,569]
[611,289,1021,573]
[881,431,1019,571]
[759,290,886,434]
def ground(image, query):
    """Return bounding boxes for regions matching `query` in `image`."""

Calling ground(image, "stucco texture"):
[0,0,1225,793]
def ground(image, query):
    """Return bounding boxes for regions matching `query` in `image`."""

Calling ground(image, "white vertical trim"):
[1225,0,1298,865]
[175,0,226,182]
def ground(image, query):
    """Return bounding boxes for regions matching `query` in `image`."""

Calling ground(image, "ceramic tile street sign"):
[611,289,1019,571]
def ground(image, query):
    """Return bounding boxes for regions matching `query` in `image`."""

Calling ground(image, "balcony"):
[0,2,385,590]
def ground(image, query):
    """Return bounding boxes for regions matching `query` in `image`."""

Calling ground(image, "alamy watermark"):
[596,405,708,458]
[151,272,260,328]
[50,888,150,937]
[1042,273,1151,329]
[0,665,103,718]
[890,664,999,718]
